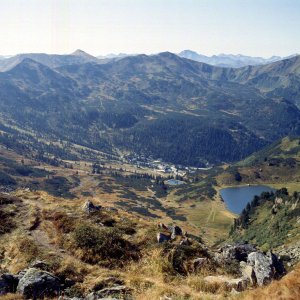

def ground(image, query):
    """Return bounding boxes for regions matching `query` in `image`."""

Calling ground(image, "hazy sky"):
[0,0,299,57]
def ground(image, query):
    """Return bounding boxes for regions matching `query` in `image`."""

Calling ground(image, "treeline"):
[231,188,292,231]
[117,114,266,166]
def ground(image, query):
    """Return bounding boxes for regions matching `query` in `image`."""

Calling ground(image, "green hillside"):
[0,53,300,166]
[217,136,300,191]
[229,188,300,251]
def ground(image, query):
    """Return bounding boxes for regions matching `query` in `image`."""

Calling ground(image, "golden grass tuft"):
[3,234,42,273]
[54,257,89,282]
[0,294,23,300]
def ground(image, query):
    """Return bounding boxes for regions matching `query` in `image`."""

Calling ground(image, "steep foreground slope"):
[0,144,299,299]
[0,188,297,300]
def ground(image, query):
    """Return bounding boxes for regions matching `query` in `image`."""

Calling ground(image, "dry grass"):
[0,187,298,300]
[0,294,23,300]
[3,234,42,273]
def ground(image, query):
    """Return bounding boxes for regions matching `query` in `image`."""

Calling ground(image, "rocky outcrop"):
[277,241,300,266]
[193,258,208,272]
[86,285,131,299]
[213,243,285,287]
[157,232,171,243]
[170,225,183,239]
[82,200,101,214]
[16,268,61,299]
[216,243,257,263]
[29,260,49,271]
[240,262,256,285]
[246,251,285,286]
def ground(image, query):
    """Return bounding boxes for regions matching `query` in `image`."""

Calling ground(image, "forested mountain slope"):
[0,52,299,166]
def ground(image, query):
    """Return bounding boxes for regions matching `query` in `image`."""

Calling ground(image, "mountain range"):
[0,51,299,166]
[178,50,299,68]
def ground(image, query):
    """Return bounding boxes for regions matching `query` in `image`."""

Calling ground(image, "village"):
[122,153,212,178]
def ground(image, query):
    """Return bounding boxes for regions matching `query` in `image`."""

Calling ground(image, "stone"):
[157,222,169,230]
[240,262,256,285]
[204,275,248,292]
[218,243,257,262]
[16,267,61,299]
[59,297,83,300]
[86,285,130,299]
[170,225,183,239]
[157,232,171,243]
[0,273,19,295]
[247,252,273,286]
[180,237,191,246]
[277,241,300,266]
[30,260,49,270]
[193,258,208,272]
[82,200,101,214]
[92,277,124,292]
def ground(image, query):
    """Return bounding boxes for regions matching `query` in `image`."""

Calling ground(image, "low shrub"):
[73,224,138,266]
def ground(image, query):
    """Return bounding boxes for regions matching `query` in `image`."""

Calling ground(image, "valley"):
[0,51,299,299]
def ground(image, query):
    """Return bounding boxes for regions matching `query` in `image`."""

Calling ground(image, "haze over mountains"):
[0,50,299,166]
[1,49,298,70]
[177,50,293,68]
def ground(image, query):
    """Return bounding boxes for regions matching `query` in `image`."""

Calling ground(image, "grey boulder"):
[170,225,183,239]
[217,243,256,263]
[82,200,101,214]
[86,285,131,299]
[247,252,279,286]
[16,267,60,299]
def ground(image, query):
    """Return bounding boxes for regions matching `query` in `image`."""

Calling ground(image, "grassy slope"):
[216,136,300,193]
[230,192,300,251]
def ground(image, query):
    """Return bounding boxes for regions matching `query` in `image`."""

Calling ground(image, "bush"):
[73,224,138,265]
[162,244,210,275]
[0,209,15,234]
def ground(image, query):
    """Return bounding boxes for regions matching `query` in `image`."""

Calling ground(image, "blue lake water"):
[220,185,275,214]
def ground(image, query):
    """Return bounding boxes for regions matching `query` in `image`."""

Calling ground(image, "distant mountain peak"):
[178,50,288,68]
[71,49,96,60]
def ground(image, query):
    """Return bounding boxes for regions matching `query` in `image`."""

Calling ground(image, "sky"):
[0,0,299,57]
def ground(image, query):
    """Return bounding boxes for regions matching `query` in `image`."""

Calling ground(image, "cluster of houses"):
[123,154,209,177]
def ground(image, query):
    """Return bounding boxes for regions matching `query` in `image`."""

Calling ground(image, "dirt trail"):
[30,229,59,252]
[70,175,99,197]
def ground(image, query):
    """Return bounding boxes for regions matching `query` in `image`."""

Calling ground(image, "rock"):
[217,243,257,263]
[277,241,300,266]
[157,232,171,243]
[104,207,118,212]
[157,222,169,230]
[92,277,124,292]
[16,267,61,299]
[0,273,19,295]
[16,269,28,280]
[247,252,273,286]
[30,260,49,270]
[171,225,183,239]
[193,258,208,271]
[82,200,101,214]
[240,262,256,285]
[180,237,191,246]
[204,275,248,292]
[59,297,84,300]
[86,285,130,299]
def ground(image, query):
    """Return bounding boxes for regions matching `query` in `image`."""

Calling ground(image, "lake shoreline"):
[219,185,275,214]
